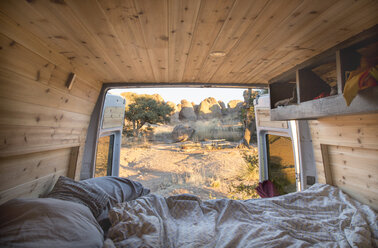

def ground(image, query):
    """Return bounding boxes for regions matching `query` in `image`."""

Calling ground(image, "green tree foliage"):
[125,96,173,136]
[240,90,260,145]
[240,91,259,123]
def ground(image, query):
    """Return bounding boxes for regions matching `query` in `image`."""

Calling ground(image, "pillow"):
[81,176,150,208]
[45,176,109,218]
[0,198,104,248]
[81,176,150,233]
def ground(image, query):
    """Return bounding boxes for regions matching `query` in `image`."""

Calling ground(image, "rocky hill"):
[119,92,246,124]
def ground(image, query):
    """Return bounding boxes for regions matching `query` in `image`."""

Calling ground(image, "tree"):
[241,89,259,146]
[124,96,173,136]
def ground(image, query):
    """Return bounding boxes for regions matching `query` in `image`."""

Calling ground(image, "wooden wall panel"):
[0,98,90,129]
[310,113,378,210]
[0,125,86,157]
[309,114,378,151]
[102,106,125,129]
[256,109,288,129]
[0,14,99,200]
[0,169,67,205]
[0,148,72,192]
[322,145,378,210]
[0,0,120,82]
[0,69,95,115]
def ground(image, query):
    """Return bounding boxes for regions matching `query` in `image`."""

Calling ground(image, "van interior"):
[0,1,377,247]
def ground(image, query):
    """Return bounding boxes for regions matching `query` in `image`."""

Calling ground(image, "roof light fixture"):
[209,51,226,57]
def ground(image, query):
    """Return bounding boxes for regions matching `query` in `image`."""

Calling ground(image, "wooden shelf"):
[269,25,378,121]
[271,87,378,121]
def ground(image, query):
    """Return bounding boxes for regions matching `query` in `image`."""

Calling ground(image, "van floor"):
[119,143,259,200]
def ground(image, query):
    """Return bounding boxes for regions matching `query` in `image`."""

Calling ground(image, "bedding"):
[46,176,109,218]
[81,176,151,232]
[0,176,150,247]
[45,176,149,221]
[81,176,150,212]
[105,184,377,248]
[0,198,104,248]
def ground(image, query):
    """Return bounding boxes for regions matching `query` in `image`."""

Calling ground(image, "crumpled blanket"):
[105,184,377,248]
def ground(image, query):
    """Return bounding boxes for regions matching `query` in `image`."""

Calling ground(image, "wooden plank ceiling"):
[0,0,377,86]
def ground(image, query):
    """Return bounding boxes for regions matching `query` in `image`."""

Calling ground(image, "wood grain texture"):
[309,113,378,150]
[0,169,67,205]
[0,0,376,84]
[102,106,125,129]
[0,4,102,184]
[0,34,100,104]
[0,148,71,192]
[0,11,98,86]
[256,109,288,129]
[0,0,377,203]
[270,87,378,121]
[0,68,95,115]
[0,98,90,129]
[320,144,333,185]
[67,146,80,179]
[311,113,378,210]
[168,0,201,82]
[0,125,86,157]
[324,145,378,210]
[181,0,235,82]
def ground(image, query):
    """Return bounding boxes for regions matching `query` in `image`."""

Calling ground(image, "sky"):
[109,88,247,105]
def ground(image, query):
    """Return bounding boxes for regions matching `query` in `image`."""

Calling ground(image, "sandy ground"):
[118,142,259,200]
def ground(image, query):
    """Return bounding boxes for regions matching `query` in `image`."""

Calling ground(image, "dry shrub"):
[210,178,221,188]
[150,124,174,142]
[191,119,243,142]
[241,151,259,182]
[184,170,206,186]
[227,149,260,200]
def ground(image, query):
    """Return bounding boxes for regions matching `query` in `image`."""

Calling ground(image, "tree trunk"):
[243,89,252,146]
[132,120,137,137]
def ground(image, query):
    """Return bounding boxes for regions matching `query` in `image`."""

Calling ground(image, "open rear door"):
[94,93,125,177]
[255,95,302,194]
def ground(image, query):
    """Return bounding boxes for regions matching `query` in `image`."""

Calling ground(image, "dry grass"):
[191,119,243,142]
[149,124,174,142]
[119,117,259,200]
[119,143,260,200]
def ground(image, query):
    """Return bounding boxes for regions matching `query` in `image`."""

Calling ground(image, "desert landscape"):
[118,140,259,200]
[95,90,261,200]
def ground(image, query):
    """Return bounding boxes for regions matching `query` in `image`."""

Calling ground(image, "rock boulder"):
[227,100,244,114]
[167,101,180,124]
[218,100,227,115]
[172,124,195,142]
[197,97,222,120]
[179,100,197,121]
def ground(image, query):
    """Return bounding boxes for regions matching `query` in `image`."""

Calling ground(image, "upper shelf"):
[270,87,378,121]
[268,25,378,121]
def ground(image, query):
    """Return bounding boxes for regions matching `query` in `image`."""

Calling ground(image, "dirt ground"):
[118,142,259,200]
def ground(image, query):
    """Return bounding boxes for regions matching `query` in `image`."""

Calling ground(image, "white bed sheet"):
[105,184,377,248]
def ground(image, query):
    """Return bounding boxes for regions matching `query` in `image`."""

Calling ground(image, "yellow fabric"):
[343,70,365,106]
[370,66,378,81]
[343,65,378,106]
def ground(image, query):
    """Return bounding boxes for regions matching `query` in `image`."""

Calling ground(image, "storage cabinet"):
[269,25,378,121]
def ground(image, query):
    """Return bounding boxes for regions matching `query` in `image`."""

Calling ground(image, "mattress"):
[104,184,377,248]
